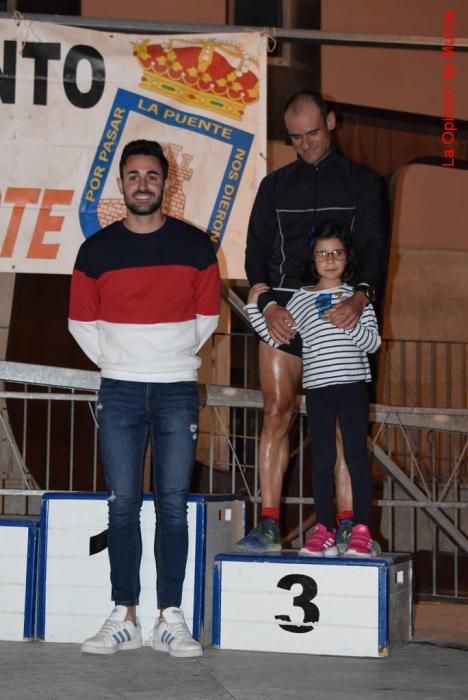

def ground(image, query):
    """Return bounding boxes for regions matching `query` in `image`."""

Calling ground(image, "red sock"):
[337,510,353,526]
[262,507,280,523]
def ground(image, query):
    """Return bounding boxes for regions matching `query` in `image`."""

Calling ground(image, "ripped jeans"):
[97,378,199,610]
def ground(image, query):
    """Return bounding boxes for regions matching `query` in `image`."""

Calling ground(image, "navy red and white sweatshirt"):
[68,217,220,382]
[246,284,381,390]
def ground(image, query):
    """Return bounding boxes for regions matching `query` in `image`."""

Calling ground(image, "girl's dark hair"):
[308,222,357,285]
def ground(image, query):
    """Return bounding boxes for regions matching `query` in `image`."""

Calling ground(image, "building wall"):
[0,274,14,361]
[81,0,227,23]
[321,0,468,120]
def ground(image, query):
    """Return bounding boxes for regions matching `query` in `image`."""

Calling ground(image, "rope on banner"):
[265,32,278,54]
[13,10,25,25]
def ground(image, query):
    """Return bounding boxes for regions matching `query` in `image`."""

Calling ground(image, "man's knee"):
[108,492,141,525]
[155,491,189,527]
[262,399,295,433]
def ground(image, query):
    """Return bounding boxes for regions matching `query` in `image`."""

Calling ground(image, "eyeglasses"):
[314,249,346,260]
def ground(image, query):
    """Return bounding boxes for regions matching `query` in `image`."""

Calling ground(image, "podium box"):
[213,552,412,657]
[37,492,244,645]
[0,518,38,641]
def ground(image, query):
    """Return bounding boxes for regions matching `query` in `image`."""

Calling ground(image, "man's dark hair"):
[308,222,357,285]
[283,90,333,123]
[119,140,169,180]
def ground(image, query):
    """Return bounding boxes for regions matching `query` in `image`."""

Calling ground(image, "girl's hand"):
[247,283,270,305]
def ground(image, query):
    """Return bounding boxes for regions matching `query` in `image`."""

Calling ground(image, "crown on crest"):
[132,38,260,121]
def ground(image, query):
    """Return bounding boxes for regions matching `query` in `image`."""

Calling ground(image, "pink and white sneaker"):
[344,524,379,558]
[299,523,338,557]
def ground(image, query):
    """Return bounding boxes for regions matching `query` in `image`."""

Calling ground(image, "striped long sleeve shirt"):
[246,284,381,390]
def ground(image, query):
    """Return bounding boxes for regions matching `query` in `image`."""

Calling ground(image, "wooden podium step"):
[0,517,39,640]
[213,551,412,657]
[36,492,244,645]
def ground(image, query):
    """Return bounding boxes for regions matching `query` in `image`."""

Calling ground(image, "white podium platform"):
[37,492,244,645]
[213,552,412,657]
[0,518,38,641]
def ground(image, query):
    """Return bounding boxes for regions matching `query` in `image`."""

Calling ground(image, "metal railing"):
[1,351,467,601]
[3,12,468,52]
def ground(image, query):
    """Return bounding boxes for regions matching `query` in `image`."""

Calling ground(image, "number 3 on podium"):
[275,574,320,633]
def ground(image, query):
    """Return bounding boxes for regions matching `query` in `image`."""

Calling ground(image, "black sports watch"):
[355,283,376,304]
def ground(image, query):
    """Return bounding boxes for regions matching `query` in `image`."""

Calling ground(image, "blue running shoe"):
[336,517,353,554]
[234,518,282,553]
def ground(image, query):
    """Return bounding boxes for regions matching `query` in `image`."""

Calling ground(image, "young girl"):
[246,223,381,557]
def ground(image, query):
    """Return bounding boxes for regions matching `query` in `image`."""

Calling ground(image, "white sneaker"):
[81,606,143,655]
[152,607,203,658]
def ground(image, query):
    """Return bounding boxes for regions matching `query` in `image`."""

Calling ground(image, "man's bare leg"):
[234,342,301,552]
[334,421,354,551]
[334,422,353,515]
[258,342,302,508]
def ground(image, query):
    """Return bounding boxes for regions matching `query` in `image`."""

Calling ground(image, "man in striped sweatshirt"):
[69,139,220,657]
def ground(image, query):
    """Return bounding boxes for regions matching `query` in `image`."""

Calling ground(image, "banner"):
[0,19,267,278]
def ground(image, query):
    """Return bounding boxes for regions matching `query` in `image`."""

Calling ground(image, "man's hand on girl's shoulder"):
[264,304,297,345]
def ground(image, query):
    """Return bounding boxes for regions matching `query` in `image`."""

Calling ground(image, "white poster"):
[0,19,267,278]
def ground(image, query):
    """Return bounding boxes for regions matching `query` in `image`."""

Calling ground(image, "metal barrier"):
[1,356,467,601]
[379,338,468,409]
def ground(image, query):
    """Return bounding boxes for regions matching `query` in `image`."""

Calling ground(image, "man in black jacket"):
[235,91,387,553]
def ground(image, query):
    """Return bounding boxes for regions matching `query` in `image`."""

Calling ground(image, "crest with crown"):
[132,38,260,121]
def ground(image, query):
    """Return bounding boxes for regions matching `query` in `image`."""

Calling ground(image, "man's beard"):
[125,190,163,216]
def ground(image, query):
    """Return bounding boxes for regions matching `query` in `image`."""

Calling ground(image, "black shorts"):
[257,289,302,358]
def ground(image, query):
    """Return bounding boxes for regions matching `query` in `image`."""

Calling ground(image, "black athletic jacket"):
[245,147,388,311]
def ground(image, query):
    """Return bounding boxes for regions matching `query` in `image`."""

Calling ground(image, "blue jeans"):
[97,378,199,609]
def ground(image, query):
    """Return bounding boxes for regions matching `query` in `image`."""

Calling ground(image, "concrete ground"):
[0,602,466,700]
